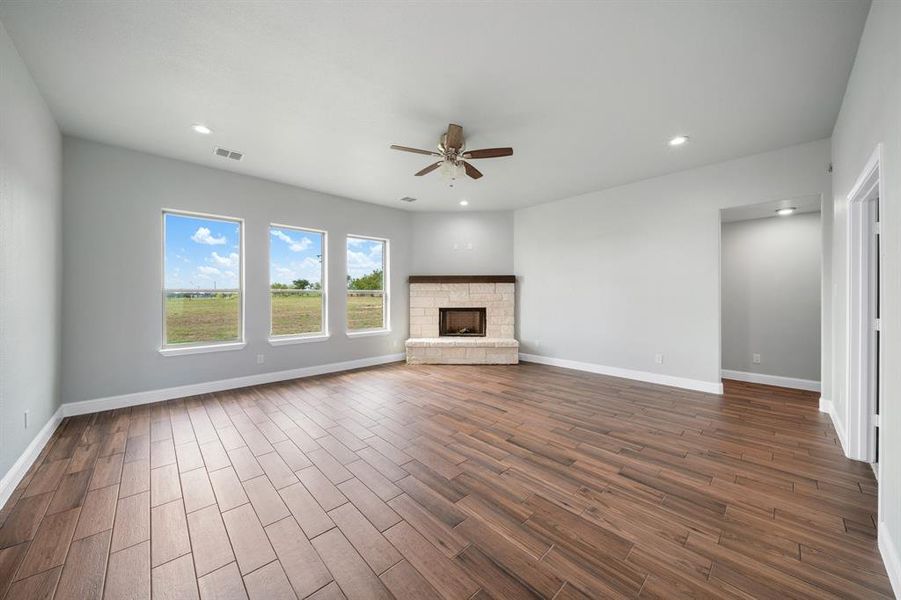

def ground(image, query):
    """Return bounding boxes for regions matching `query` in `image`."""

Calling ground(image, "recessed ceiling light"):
[459,200,469,206]
[776,207,796,216]
[668,135,689,147]
[192,123,212,135]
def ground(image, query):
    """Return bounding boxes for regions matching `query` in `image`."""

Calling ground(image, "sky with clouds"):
[346,237,384,283]
[164,214,383,290]
[165,214,240,290]
[270,227,323,285]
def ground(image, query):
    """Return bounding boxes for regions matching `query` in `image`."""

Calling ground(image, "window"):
[269,225,326,339]
[162,211,243,350]
[346,235,388,332]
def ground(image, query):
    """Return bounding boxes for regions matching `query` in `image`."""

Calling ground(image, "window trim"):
[160,209,246,353]
[159,342,247,357]
[345,234,390,335]
[267,223,329,342]
[268,333,331,346]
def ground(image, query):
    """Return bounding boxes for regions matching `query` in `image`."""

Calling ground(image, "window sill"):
[159,342,246,357]
[346,329,392,339]
[268,334,331,346]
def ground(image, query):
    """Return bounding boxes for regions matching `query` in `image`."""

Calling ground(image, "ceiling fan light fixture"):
[440,161,465,183]
[391,124,511,183]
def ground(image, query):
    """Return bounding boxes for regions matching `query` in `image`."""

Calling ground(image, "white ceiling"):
[0,1,869,211]
[721,193,822,223]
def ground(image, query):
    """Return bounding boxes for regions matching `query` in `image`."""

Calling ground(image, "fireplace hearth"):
[439,307,486,337]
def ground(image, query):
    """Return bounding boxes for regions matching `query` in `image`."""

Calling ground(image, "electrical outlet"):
[655,353,664,365]
[752,353,761,364]
[24,410,29,429]
[257,354,265,364]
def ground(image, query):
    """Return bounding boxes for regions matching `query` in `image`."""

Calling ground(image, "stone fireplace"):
[405,275,519,364]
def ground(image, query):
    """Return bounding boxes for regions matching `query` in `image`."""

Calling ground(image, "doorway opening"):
[719,196,823,394]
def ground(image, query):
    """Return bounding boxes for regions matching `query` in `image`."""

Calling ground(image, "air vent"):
[214,147,244,161]
[399,196,417,203]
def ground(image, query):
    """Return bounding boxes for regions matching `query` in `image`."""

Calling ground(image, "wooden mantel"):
[408,275,515,284]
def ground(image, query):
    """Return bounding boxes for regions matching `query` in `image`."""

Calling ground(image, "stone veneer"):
[406,280,518,364]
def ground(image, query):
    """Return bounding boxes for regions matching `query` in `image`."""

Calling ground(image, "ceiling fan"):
[390,123,512,185]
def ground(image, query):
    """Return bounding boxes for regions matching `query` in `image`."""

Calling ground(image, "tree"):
[292,279,311,290]
[349,269,383,291]
[270,282,289,289]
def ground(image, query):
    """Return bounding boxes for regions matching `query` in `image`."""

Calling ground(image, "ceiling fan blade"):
[391,145,440,156]
[445,124,464,150]
[415,162,442,176]
[463,147,513,159]
[462,161,483,179]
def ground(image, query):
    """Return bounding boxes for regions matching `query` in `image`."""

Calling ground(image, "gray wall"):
[514,139,832,388]
[411,211,513,275]
[830,0,901,580]
[61,138,412,404]
[0,23,62,479]
[721,213,821,381]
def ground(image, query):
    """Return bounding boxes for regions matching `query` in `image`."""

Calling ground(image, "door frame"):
[845,143,883,467]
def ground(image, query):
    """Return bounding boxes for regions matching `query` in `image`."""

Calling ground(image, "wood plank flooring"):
[0,363,892,599]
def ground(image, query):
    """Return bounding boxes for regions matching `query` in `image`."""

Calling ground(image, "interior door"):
[868,195,881,474]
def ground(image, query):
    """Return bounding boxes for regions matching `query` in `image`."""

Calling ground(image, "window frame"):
[159,209,246,356]
[268,223,329,344]
[346,234,390,336]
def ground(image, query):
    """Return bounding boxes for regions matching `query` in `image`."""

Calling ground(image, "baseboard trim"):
[720,369,821,392]
[879,521,901,600]
[0,406,64,510]
[62,353,406,417]
[519,353,723,394]
[819,397,850,457]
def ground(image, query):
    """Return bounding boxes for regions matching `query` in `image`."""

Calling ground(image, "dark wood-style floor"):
[0,363,892,599]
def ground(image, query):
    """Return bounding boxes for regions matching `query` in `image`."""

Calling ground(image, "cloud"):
[274,266,296,280]
[195,265,238,288]
[197,266,223,277]
[347,249,381,277]
[271,229,312,252]
[191,227,227,245]
[211,252,239,269]
[271,257,322,285]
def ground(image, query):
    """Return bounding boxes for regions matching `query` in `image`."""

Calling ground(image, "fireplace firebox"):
[439,307,487,337]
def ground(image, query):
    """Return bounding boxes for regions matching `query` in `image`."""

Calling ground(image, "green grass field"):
[344,294,386,332]
[165,293,384,344]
